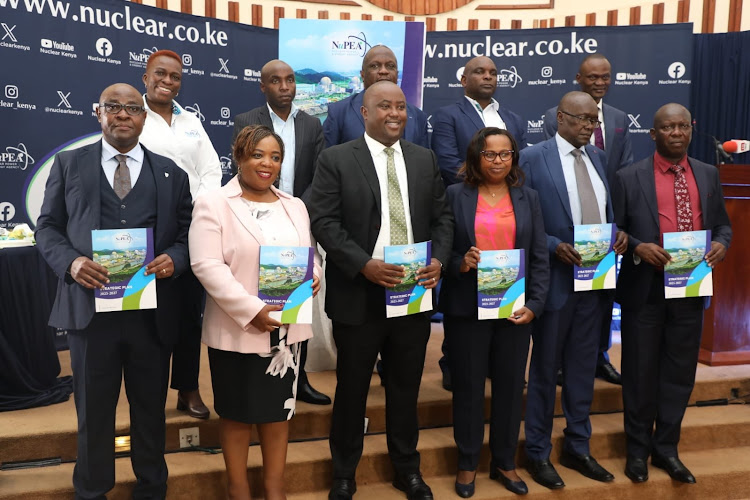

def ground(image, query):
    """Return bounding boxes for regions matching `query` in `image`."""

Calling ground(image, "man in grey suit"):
[310,81,453,500]
[231,59,329,405]
[35,83,192,499]
[543,53,634,385]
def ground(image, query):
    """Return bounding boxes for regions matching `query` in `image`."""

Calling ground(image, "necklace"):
[483,184,507,198]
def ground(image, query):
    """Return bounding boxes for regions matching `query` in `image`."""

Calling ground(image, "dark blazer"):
[543,103,634,187]
[323,91,430,149]
[232,105,325,205]
[35,140,193,345]
[440,183,549,319]
[309,137,454,325]
[519,137,613,312]
[431,98,528,186]
[613,155,732,310]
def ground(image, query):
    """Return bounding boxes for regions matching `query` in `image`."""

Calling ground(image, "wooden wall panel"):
[677,0,691,21]
[468,19,478,29]
[156,0,168,9]
[274,6,284,29]
[205,0,216,18]
[362,13,372,19]
[318,10,329,18]
[540,19,548,28]
[728,0,743,31]
[296,8,308,18]
[384,15,394,20]
[227,1,239,22]
[703,0,716,32]
[652,2,664,23]
[565,14,575,26]
[340,12,351,19]
[630,6,641,24]
[511,19,522,28]
[181,0,193,15]
[586,12,596,25]
[490,19,500,29]
[607,9,618,25]
[447,18,458,30]
[426,17,436,31]
[252,4,262,26]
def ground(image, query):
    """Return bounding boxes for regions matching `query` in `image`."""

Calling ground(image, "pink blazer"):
[189,176,322,354]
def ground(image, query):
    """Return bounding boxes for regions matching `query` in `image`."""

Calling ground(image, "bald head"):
[462,56,497,107]
[576,53,611,102]
[97,83,146,153]
[361,45,398,88]
[651,103,692,161]
[361,81,406,147]
[557,91,599,148]
[260,59,296,118]
[99,83,142,104]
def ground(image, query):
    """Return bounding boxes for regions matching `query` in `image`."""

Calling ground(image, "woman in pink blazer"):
[189,125,321,500]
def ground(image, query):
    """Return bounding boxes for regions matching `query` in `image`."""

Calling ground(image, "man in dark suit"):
[310,81,453,500]
[431,56,528,186]
[520,91,627,489]
[323,45,429,149]
[614,103,731,485]
[35,83,192,499]
[231,59,330,405]
[543,54,634,384]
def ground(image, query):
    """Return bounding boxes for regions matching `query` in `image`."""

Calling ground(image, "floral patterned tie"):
[670,164,693,232]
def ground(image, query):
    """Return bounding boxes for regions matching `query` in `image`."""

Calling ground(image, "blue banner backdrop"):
[0,0,693,229]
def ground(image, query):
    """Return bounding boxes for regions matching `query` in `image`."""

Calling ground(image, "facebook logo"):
[0,202,15,222]
[96,37,113,57]
[668,62,686,79]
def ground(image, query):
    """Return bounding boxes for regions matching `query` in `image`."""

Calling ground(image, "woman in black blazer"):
[440,127,550,497]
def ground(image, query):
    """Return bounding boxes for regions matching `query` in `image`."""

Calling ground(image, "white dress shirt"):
[464,95,507,130]
[555,133,607,225]
[101,139,144,188]
[268,102,298,196]
[363,133,415,261]
[139,97,221,201]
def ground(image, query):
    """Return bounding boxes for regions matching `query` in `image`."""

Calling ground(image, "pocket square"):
[615,127,624,133]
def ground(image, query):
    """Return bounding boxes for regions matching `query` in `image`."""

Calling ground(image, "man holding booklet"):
[519,91,627,490]
[310,80,453,500]
[613,103,731,485]
[35,83,192,499]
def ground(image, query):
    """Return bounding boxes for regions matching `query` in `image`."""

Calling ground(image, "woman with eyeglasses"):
[440,127,549,497]
[138,49,223,420]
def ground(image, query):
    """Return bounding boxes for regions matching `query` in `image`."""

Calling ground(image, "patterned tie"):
[113,154,132,200]
[670,164,694,231]
[384,147,408,245]
[593,126,605,151]
[570,149,601,224]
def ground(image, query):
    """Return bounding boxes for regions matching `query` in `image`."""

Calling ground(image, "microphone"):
[722,140,750,154]
[692,119,733,164]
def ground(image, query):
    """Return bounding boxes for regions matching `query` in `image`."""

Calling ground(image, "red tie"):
[593,127,604,151]
[670,164,693,232]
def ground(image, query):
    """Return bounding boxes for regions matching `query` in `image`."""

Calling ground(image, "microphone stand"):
[692,120,733,165]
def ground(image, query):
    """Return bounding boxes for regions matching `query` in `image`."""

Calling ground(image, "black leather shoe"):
[442,369,453,392]
[596,362,622,385]
[393,472,434,499]
[526,459,565,489]
[556,368,563,387]
[329,478,357,500]
[652,455,696,483]
[489,462,528,495]
[625,457,649,483]
[560,450,614,482]
[454,471,476,498]
[176,390,210,420]
[297,380,332,405]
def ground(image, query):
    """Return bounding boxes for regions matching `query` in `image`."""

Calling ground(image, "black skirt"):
[208,328,299,424]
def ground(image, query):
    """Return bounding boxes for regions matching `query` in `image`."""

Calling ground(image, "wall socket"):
[179,427,200,449]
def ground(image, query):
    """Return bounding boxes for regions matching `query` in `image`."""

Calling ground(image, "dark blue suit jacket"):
[35,140,193,345]
[543,103,634,188]
[439,182,549,319]
[323,91,429,149]
[613,155,732,310]
[519,137,613,311]
[431,98,528,186]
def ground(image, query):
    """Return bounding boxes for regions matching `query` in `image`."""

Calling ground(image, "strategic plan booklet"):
[574,223,617,291]
[384,241,433,318]
[663,230,713,299]
[92,228,155,312]
[258,246,315,324]
[477,249,525,320]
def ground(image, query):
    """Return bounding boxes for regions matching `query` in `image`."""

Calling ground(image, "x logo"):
[219,58,229,73]
[1,23,18,43]
[628,114,641,128]
[57,90,71,108]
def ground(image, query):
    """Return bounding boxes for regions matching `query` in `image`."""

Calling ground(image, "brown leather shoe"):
[176,390,210,419]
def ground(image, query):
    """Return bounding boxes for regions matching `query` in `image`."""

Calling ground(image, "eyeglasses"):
[99,102,146,116]
[480,150,514,162]
[559,110,601,128]
[658,123,692,133]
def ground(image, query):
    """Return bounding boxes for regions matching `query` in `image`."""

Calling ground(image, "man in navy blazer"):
[520,92,627,490]
[614,103,731,484]
[35,83,192,499]
[431,56,527,186]
[543,54,634,384]
[323,45,429,149]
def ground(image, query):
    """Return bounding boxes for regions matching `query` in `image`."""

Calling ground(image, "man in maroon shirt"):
[613,103,731,485]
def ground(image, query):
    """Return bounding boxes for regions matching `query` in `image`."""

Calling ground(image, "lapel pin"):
[165,172,169,178]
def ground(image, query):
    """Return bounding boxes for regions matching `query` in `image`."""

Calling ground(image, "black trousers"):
[329,314,430,479]
[598,296,615,365]
[444,315,531,471]
[169,270,203,392]
[68,310,171,500]
[621,278,704,459]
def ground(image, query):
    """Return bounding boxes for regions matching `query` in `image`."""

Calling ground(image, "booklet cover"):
[574,223,617,291]
[92,228,156,312]
[664,230,713,299]
[384,241,433,318]
[477,249,525,320]
[259,246,315,324]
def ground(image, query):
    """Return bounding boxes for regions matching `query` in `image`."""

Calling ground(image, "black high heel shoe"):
[489,461,528,496]
[454,471,476,498]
